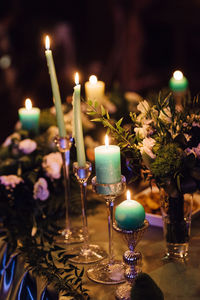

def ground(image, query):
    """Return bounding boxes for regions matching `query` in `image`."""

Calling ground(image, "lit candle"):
[45,35,66,137]
[18,98,40,133]
[115,190,145,230]
[95,135,121,184]
[169,70,188,93]
[73,72,86,167]
[85,75,105,102]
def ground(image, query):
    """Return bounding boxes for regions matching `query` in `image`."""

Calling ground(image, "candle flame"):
[75,72,79,85]
[89,75,97,84]
[127,190,131,201]
[173,70,183,81]
[105,134,109,147]
[45,35,50,50]
[25,98,32,111]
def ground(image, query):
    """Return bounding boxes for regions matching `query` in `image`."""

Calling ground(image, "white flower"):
[137,100,150,114]
[42,152,62,179]
[192,143,200,158]
[19,139,37,154]
[33,177,49,201]
[0,175,23,188]
[192,121,200,128]
[140,137,156,159]
[3,132,21,147]
[159,107,172,124]
[134,126,148,139]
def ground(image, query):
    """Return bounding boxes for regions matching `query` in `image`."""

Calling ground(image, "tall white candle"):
[73,72,86,167]
[45,35,66,137]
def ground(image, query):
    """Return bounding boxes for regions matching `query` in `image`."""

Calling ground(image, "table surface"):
[70,194,200,300]
[1,189,200,300]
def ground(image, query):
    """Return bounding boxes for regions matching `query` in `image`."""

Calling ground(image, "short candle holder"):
[69,161,107,264]
[113,220,149,300]
[86,175,126,284]
[54,136,84,244]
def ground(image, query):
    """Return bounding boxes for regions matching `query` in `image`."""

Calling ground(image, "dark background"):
[0,0,200,142]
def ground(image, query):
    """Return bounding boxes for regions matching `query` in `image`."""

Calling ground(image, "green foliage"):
[150,143,183,179]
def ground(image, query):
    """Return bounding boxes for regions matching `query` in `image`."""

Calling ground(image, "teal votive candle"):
[18,99,40,133]
[115,191,145,230]
[169,70,188,92]
[95,135,121,184]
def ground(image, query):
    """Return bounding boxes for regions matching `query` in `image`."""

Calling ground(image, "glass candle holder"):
[86,175,126,284]
[54,136,84,244]
[68,162,107,264]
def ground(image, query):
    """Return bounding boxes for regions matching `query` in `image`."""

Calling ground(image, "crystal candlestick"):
[69,162,107,264]
[54,136,84,244]
[113,220,149,300]
[87,175,126,284]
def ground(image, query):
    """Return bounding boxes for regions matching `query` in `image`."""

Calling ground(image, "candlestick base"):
[69,161,107,264]
[54,136,83,245]
[87,259,125,284]
[113,220,149,300]
[87,176,126,284]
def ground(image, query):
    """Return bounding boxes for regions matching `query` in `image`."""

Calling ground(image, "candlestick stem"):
[80,181,89,249]
[69,162,107,264]
[54,136,83,244]
[105,197,114,264]
[61,150,70,234]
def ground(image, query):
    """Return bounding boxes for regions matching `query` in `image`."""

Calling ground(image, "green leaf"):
[87,111,96,116]
[101,105,106,116]
[91,118,102,122]
[116,118,123,128]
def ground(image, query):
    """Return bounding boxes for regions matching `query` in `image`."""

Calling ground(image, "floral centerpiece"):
[86,92,200,258]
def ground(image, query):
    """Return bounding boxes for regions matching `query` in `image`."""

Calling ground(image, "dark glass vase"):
[160,189,193,259]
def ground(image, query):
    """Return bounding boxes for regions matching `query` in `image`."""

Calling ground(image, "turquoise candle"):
[45,36,66,137]
[169,70,188,92]
[115,191,145,230]
[73,72,86,167]
[18,98,40,133]
[95,135,121,184]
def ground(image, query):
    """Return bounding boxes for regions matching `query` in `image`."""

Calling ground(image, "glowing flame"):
[173,70,183,81]
[75,72,79,85]
[127,190,131,201]
[105,134,109,147]
[89,75,97,84]
[45,35,50,50]
[25,98,32,111]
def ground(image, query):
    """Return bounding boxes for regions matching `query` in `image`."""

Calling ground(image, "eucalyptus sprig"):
[19,238,89,300]
[85,99,137,151]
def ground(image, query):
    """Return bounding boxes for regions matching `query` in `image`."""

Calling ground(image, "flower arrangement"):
[86,92,200,250]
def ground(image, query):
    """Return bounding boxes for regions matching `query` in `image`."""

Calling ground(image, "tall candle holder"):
[54,136,84,244]
[69,161,107,264]
[113,220,149,300]
[86,175,126,284]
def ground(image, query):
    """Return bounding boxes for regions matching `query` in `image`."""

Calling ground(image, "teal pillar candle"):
[72,72,86,167]
[45,36,66,138]
[115,191,145,230]
[18,99,40,133]
[95,135,121,184]
[169,70,188,92]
